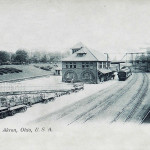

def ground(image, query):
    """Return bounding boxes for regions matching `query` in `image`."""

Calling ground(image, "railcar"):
[0,107,9,119]
[41,93,56,103]
[0,105,27,119]
[118,66,132,81]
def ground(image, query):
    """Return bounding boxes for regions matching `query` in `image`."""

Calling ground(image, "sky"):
[0,0,150,59]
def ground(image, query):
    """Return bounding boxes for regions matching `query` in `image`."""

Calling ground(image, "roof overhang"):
[98,68,112,74]
[111,61,125,64]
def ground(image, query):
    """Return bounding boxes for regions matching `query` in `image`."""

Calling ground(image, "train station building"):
[62,42,112,84]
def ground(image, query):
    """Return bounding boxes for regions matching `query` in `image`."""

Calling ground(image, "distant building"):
[62,42,111,84]
[54,66,62,76]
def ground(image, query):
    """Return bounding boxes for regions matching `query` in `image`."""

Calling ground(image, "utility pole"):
[131,53,133,64]
[147,56,148,72]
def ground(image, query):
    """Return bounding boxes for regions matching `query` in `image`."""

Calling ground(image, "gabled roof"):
[62,43,111,62]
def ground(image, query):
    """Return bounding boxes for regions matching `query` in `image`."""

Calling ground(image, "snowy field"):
[0,75,118,126]
[0,73,150,126]
[0,76,71,93]
[1,73,150,150]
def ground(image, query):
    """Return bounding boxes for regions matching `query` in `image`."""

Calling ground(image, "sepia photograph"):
[0,0,150,149]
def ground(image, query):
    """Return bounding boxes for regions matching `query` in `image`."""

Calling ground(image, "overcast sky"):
[0,0,150,57]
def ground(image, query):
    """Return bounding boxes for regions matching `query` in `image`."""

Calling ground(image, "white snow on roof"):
[98,68,112,74]
[90,49,111,61]
[63,42,111,62]
[76,49,87,54]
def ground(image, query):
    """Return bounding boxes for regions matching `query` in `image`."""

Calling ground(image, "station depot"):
[62,42,116,84]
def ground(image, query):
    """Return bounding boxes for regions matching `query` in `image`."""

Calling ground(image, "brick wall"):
[62,61,98,83]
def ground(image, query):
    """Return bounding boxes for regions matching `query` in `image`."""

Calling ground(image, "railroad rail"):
[111,73,149,123]
[34,73,138,124]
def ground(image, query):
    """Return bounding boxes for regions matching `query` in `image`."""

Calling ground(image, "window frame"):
[65,62,76,68]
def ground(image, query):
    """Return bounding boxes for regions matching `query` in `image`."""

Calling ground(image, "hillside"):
[0,65,53,82]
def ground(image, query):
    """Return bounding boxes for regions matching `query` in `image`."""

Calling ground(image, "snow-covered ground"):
[1,73,150,150]
[1,73,150,127]
[0,75,118,126]
[0,76,71,92]
[27,73,150,126]
[1,73,150,126]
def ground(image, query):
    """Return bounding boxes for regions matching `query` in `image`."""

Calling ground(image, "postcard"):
[0,0,150,149]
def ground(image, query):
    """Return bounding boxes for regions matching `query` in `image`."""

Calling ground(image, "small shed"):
[55,66,62,76]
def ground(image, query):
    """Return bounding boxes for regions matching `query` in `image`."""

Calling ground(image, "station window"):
[86,62,89,68]
[103,62,106,68]
[73,62,76,68]
[99,62,102,68]
[107,62,110,68]
[82,62,91,68]
[66,62,76,68]
[90,62,93,69]
[66,62,68,68]
[82,62,85,68]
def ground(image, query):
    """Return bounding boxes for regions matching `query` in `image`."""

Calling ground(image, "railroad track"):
[34,73,146,125]
[57,82,123,120]
[57,74,137,121]
[111,73,149,123]
[34,80,122,123]
[34,75,136,123]
[140,107,150,124]
[67,73,138,124]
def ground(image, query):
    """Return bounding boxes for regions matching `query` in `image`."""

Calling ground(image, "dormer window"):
[76,49,87,57]
[77,53,86,57]
[72,49,79,54]
[72,47,83,54]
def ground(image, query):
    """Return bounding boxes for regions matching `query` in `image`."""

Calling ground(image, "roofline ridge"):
[85,46,99,61]
[72,42,85,49]
[89,48,110,61]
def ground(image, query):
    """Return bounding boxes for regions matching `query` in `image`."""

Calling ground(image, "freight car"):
[117,66,132,81]
[41,93,56,103]
[0,105,27,119]
[0,92,57,107]
[10,93,56,106]
[73,83,84,92]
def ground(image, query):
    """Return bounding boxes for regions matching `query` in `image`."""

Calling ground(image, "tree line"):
[134,51,150,63]
[0,49,70,64]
